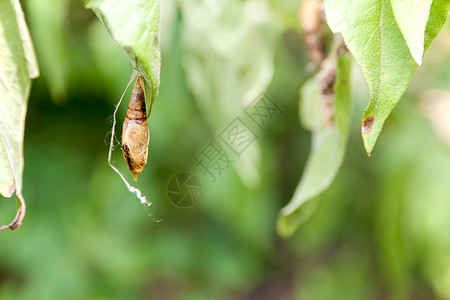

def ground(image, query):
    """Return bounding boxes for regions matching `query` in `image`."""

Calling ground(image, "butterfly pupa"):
[122,76,149,181]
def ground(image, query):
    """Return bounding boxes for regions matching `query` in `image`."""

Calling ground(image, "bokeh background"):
[1,0,450,299]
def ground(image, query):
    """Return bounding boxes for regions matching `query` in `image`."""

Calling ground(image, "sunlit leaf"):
[277,49,353,237]
[85,0,161,112]
[0,0,39,231]
[391,0,432,65]
[324,0,448,154]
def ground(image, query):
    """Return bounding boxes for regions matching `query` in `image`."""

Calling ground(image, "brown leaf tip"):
[362,116,374,134]
[0,192,26,232]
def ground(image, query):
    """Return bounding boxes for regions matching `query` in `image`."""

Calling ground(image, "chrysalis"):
[122,76,149,181]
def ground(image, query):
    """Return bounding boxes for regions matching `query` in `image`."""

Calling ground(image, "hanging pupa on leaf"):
[122,76,149,181]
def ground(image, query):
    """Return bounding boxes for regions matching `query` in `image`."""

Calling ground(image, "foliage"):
[324,0,449,154]
[0,0,450,299]
[85,0,161,111]
[0,0,39,231]
[278,42,353,237]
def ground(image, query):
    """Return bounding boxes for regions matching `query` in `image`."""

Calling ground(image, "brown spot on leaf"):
[362,116,374,134]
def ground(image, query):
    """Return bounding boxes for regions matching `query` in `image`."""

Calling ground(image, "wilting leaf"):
[85,0,161,112]
[277,49,353,237]
[324,0,448,154]
[0,0,39,231]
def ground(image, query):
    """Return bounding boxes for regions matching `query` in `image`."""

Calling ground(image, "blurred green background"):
[1,0,450,299]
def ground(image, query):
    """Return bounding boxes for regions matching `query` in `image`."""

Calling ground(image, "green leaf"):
[277,49,353,237]
[27,0,70,103]
[180,0,280,126]
[324,0,448,154]
[179,0,281,185]
[0,0,39,231]
[391,0,432,65]
[85,0,161,112]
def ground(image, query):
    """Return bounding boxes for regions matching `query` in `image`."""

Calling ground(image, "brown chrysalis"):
[122,76,149,181]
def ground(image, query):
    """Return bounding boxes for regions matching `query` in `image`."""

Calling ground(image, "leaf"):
[324,0,448,154]
[391,0,432,65]
[179,0,281,186]
[180,0,281,123]
[0,0,39,231]
[277,47,353,238]
[27,0,70,103]
[85,0,161,113]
